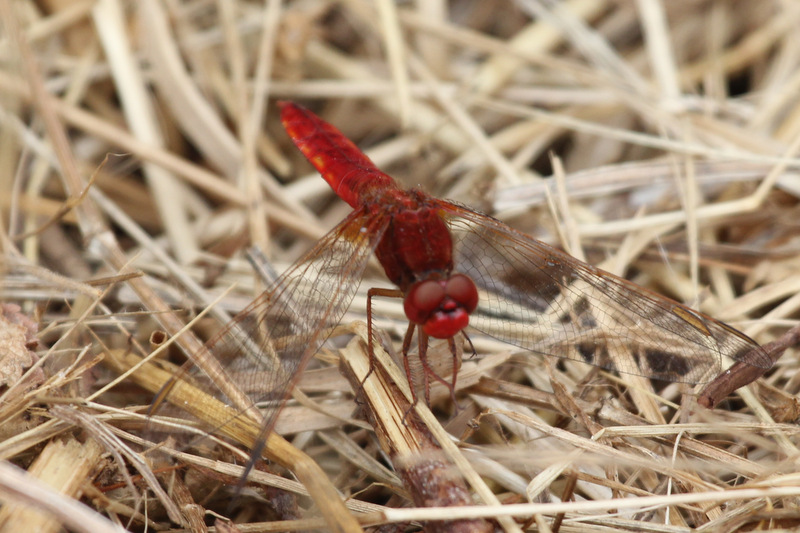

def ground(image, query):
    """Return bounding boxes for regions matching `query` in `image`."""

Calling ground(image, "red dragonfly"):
[192,102,769,448]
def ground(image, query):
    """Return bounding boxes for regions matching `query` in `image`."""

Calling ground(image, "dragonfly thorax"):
[373,194,453,291]
[369,191,479,338]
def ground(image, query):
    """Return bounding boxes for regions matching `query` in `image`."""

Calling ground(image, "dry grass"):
[2,1,800,532]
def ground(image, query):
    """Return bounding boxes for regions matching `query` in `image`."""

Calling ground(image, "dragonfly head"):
[404,274,479,339]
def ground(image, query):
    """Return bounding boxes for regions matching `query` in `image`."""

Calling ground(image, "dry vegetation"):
[2,0,800,532]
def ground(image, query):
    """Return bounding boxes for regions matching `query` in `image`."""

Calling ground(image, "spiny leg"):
[447,337,460,407]
[417,330,460,408]
[360,287,405,401]
[400,322,419,423]
[462,330,477,359]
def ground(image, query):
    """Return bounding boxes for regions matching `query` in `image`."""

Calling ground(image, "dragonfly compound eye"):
[445,274,479,313]
[404,280,446,324]
[404,276,479,339]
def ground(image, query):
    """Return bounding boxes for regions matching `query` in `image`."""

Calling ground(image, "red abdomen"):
[279,101,397,208]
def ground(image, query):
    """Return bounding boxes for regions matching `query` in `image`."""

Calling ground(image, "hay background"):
[1,0,800,532]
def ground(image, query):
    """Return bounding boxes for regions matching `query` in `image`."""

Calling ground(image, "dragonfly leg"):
[401,322,420,406]
[359,287,405,404]
[447,337,460,407]
[417,331,459,409]
[400,323,419,425]
[462,330,477,359]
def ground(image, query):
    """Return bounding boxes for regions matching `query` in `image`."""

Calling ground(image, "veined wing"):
[160,207,390,442]
[438,201,770,383]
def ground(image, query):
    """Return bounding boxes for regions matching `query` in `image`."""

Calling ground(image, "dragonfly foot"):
[353,364,375,405]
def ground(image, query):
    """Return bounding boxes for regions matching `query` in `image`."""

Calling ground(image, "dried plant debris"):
[0,303,41,389]
[1,1,800,532]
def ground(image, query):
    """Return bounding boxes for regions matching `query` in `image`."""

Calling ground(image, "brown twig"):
[698,324,800,409]
[338,331,494,533]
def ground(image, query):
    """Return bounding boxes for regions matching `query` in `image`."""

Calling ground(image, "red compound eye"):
[404,280,445,324]
[403,274,480,339]
[445,274,478,313]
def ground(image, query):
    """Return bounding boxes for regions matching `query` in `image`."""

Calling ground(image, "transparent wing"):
[163,207,389,439]
[438,201,769,383]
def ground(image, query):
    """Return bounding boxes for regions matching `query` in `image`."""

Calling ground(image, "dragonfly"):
[170,102,770,456]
